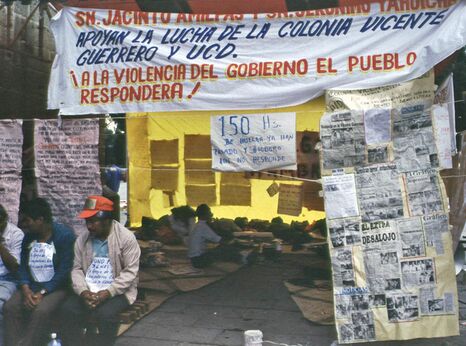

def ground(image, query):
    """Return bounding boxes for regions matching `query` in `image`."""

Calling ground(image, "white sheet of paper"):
[29,242,55,283]
[211,113,297,172]
[432,104,453,169]
[85,257,114,293]
[323,174,359,219]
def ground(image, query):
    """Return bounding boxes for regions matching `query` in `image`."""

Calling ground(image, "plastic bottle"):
[47,333,62,346]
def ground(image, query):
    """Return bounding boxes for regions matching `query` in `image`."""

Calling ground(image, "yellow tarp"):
[127,98,326,226]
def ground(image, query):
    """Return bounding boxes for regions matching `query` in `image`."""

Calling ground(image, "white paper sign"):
[211,113,296,172]
[323,174,359,219]
[85,257,114,293]
[434,73,456,154]
[29,242,55,283]
[432,104,453,169]
[48,3,466,114]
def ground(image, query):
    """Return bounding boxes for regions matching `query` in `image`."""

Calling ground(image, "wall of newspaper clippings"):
[321,71,459,343]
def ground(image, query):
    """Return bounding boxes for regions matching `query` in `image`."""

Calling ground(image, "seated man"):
[168,205,196,245]
[0,205,24,344]
[4,198,75,346]
[188,204,223,269]
[60,196,140,346]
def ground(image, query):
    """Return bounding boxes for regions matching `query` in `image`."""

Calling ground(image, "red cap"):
[78,196,114,219]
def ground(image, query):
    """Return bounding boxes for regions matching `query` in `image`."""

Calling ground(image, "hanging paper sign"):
[277,184,303,216]
[211,112,296,172]
[85,257,114,292]
[267,182,280,197]
[434,73,456,154]
[47,2,466,114]
[432,104,453,169]
[29,242,55,283]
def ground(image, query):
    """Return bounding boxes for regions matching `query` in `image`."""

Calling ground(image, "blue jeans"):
[0,280,17,346]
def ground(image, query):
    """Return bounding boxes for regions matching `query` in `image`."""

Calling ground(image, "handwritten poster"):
[29,242,55,283]
[34,119,102,234]
[0,120,23,224]
[48,3,466,114]
[85,257,114,292]
[211,112,296,172]
[277,184,303,216]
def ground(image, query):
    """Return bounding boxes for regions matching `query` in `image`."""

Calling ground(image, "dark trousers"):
[59,294,129,346]
[3,289,67,346]
[191,244,242,268]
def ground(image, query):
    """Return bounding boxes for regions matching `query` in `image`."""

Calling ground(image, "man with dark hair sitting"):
[59,195,140,346]
[3,198,75,346]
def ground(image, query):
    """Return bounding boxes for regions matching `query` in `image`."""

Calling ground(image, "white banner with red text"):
[48,1,466,114]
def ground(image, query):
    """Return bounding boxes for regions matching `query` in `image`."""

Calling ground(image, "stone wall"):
[0,3,56,118]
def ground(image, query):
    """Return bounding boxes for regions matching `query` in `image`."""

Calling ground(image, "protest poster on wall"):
[48,2,466,114]
[0,120,23,224]
[211,112,296,172]
[34,119,102,234]
[322,78,459,343]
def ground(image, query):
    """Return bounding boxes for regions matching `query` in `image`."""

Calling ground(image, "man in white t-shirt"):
[188,204,222,268]
[0,205,24,345]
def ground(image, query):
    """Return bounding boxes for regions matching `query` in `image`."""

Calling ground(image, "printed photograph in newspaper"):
[400,258,435,287]
[405,169,444,216]
[422,214,449,255]
[356,164,404,222]
[386,295,420,322]
[320,111,365,169]
[331,248,356,287]
[397,217,426,258]
[328,217,362,248]
[392,103,438,171]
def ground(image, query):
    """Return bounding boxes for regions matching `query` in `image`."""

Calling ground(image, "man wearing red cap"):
[59,195,140,346]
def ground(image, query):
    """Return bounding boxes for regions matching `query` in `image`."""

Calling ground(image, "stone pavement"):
[116,254,466,346]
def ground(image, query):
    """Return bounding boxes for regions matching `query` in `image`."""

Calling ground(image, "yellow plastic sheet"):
[128,98,326,226]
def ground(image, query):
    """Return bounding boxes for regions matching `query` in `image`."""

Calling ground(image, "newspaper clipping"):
[331,248,355,287]
[386,295,420,322]
[356,164,404,222]
[364,109,391,145]
[367,145,390,164]
[320,111,365,170]
[362,220,402,294]
[323,174,359,220]
[404,169,444,216]
[392,103,438,172]
[397,218,426,258]
[335,288,376,343]
[422,214,449,255]
[328,217,362,248]
[400,258,436,288]
[419,288,455,316]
